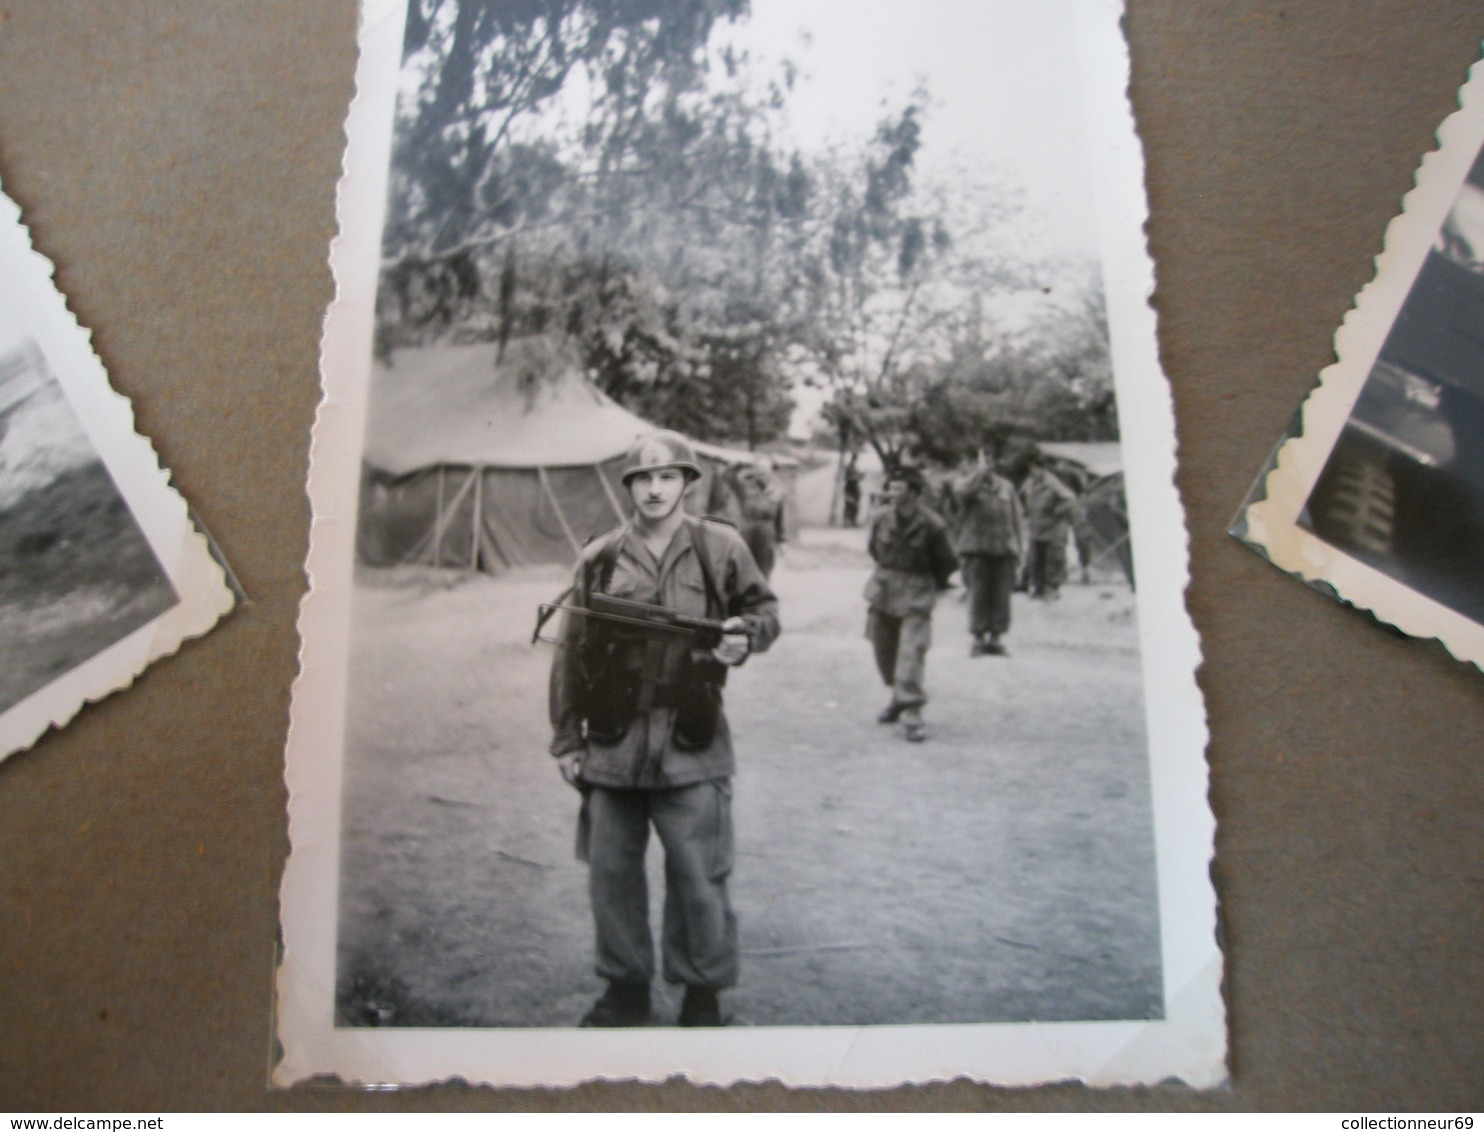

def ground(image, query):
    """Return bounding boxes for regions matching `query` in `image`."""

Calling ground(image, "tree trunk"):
[827,420,854,527]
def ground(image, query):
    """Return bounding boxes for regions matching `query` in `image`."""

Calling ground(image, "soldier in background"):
[954,450,1025,656]
[841,457,863,528]
[730,459,787,580]
[548,431,780,1028]
[1020,455,1079,601]
[864,467,958,742]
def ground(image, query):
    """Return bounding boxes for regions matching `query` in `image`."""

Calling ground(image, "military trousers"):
[579,780,738,991]
[867,607,932,710]
[741,523,777,580]
[961,552,1017,638]
[1028,537,1068,596]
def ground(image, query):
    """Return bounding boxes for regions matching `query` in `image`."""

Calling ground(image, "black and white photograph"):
[276,0,1221,1088]
[1304,141,1484,622]
[0,186,236,761]
[0,339,177,714]
[1241,54,1484,668]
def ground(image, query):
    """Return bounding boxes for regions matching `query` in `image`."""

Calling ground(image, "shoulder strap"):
[684,518,727,618]
[583,528,625,595]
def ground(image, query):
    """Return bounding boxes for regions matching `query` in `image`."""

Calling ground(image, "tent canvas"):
[357,339,775,573]
[1037,440,1122,478]
[1036,441,1131,586]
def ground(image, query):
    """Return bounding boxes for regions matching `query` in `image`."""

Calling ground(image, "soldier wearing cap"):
[865,466,958,742]
[547,430,780,1028]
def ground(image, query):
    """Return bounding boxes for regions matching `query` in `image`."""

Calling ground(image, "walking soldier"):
[954,452,1025,657]
[546,430,780,1028]
[865,467,959,742]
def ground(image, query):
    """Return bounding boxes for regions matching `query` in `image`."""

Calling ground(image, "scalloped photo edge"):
[0,183,237,762]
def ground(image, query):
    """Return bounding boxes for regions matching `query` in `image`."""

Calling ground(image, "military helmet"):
[621,430,703,484]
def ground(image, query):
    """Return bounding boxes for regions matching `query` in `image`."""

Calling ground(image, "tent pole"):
[433,466,445,568]
[538,466,582,557]
[428,468,480,571]
[470,466,483,571]
[1090,533,1132,573]
[595,464,625,521]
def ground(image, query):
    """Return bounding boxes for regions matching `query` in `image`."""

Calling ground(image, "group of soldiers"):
[861,451,1079,743]
[539,430,1082,1029]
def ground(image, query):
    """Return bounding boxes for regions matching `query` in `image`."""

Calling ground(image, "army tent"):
[1037,441,1122,480]
[356,338,765,573]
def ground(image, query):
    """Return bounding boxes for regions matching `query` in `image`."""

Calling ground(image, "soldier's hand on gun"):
[556,750,585,790]
[712,617,751,666]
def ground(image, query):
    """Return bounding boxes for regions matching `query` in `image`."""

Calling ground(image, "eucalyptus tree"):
[375,0,812,446]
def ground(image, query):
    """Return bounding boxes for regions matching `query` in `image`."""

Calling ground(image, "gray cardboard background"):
[1,0,1481,1112]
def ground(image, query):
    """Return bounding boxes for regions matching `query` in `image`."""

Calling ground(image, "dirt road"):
[336,527,1162,1029]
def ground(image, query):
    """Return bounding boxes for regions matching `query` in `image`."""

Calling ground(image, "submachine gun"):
[532,593,745,749]
[533,592,728,652]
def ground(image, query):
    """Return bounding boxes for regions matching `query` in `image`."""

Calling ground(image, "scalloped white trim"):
[1242,50,1484,671]
[274,0,1223,1089]
[0,184,236,762]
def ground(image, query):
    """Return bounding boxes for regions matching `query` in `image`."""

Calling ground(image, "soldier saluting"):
[546,430,780,1028]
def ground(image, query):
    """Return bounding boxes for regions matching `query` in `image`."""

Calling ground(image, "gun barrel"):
[536,601,729,644]
[590,595,727,637]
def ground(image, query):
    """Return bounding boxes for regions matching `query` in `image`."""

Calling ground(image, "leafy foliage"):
[886,276,1120,469]
[374,0,1117,462]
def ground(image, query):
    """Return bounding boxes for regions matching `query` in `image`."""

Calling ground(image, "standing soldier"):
[730,459,787,580]
[547,430,780,1028]
[865,467,958,742]
[1020,456,1079,601]
[955,451,1026,656]
[841,457,863,528]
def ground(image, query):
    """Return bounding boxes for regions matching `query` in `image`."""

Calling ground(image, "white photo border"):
[274,0,1224,1089]
[0,185,236,762]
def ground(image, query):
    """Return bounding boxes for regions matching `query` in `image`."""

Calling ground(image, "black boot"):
[579,980,652,1027]
[678,986,725,1027]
